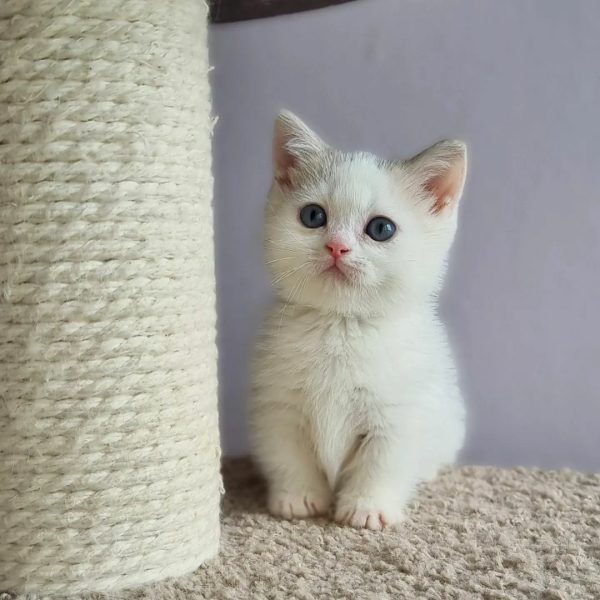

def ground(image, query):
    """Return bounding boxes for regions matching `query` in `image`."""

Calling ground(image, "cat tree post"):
[0,0,220,595]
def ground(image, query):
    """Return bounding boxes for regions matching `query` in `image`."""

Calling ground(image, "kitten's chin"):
[277,281,389,318]
[274,265,396,317]
[322,264,352,282]
[320,259,366,285]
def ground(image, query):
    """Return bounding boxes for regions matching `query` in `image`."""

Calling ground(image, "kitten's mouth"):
[323,262,351,281]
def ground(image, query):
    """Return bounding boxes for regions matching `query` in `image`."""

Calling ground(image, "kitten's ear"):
[273,111,326,187]
[405,140,467,215]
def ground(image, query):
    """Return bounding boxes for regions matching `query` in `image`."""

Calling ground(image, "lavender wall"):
[209,0,600,470]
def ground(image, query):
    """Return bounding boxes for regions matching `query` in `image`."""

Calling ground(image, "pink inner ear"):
[425,160,466,214]
[273,132,296,187]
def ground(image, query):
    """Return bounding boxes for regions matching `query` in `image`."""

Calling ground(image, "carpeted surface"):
[7,459,600,599]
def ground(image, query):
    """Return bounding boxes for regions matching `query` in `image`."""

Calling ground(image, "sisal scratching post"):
[0,0,221,595]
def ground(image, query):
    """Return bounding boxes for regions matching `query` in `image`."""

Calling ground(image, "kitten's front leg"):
[335,432,415,531]
[249,395,332,520]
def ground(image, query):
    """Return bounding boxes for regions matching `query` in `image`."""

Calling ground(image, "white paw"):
[335,498,403,531]
[268,489,332,520]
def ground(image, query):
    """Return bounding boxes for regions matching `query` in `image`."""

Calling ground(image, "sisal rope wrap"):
[0,0,221,595]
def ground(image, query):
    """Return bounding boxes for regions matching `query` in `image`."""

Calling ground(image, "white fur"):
[249,111,467,530]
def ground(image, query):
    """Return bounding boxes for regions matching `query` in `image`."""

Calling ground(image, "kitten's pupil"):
[300,204,327,229]
[366,217,396,242]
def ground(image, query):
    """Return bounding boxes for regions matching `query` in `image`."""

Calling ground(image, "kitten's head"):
[265,111,467,316]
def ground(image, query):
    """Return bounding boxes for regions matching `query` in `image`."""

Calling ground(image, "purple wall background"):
[209,0,600,470]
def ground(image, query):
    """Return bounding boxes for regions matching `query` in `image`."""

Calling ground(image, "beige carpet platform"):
[7,458,599,599]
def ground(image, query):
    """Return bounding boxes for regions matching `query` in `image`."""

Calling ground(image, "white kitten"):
[249,111,467,530]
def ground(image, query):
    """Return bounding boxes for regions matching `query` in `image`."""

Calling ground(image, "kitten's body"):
[250,113,467,529]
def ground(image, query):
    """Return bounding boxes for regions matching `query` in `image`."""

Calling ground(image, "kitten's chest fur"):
[259,303,425,484]
[269,306,379,400]
[292,310,372,484]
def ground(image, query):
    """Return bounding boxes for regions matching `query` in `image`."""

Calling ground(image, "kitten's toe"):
[268,489,331,520]
[335,500,403,531]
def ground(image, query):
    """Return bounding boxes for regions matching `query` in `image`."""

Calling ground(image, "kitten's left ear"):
[405,140,467,215]
[273,111,326,187]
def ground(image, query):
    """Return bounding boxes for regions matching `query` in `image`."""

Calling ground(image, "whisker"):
[277,267,313,333]
[265,256,293,265]
[271,262,309,286]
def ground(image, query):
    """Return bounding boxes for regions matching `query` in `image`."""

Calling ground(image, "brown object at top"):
[209,0,359,23]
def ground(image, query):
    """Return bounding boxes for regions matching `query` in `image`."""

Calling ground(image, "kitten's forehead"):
[324,152,391,212]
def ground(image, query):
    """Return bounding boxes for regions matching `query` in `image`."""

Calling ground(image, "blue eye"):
[365,217,396,242]
[300,204,327,229]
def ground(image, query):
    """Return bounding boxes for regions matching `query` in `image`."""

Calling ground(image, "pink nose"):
[326,241,351,259]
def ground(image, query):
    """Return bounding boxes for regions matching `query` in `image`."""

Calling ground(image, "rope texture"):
[0,0,220,594]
